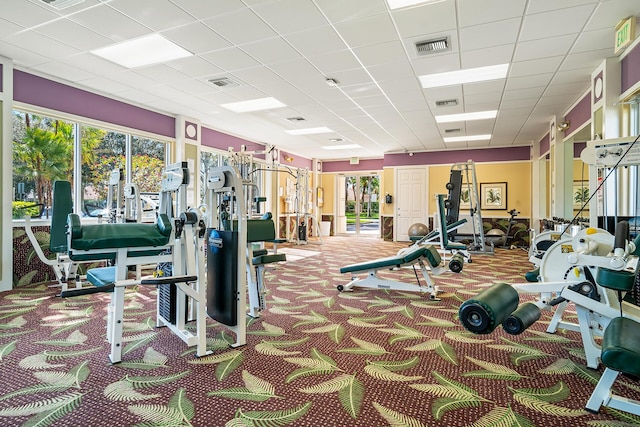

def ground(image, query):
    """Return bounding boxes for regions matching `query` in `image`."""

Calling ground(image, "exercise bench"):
[245,216,287,318]
[338,244,451,300]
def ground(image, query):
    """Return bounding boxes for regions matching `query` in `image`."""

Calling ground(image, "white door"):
[395,168,426,241]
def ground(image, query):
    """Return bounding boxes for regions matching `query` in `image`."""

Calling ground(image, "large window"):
[12,111,75,219]
[12,108,170,221]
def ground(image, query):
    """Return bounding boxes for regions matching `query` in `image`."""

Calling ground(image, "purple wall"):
[622,41,640,94]
[322,158,384,173]
[564,92,590,134]
[14,70,175,137]
[202,127,265,155]
[539,133,550,156]
[384,146,530,167]
[574,142,586,158]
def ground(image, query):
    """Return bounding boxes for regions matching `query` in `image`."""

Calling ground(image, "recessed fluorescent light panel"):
[220,97,286,113]
[387,0,444,10]
[443,134,491,143]
[91,34,192,68]
[285,127,333,135]
[435,110,497,123]
[419,64,509,88]
[322,144,361,150]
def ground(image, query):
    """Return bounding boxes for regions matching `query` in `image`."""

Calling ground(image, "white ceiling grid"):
[1,0,639,160]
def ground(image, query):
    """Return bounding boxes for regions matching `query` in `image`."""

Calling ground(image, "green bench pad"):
[340,245,441,274]
[68,213,171,251]
[87,266,116,287]
[601,316,640,377]
[253,253,287,265]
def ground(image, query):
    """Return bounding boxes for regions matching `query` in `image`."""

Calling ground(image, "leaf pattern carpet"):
[1,236,640,426]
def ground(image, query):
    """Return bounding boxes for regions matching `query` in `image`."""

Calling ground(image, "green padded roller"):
[448,253,465,273]
[459,282,519,334]
[502,302,541,335]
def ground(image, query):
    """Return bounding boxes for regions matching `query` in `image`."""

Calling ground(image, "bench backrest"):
[50,180,73,253]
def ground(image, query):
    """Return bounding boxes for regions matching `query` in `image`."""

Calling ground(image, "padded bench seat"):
[68,213,171,251]
[253,253,286,265]
[601,316,640,378]
[340,245,441,274]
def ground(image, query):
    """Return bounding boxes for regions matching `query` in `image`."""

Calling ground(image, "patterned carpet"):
[1,236,640,426]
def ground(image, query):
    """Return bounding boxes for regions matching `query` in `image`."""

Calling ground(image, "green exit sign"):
[615,17,636,54]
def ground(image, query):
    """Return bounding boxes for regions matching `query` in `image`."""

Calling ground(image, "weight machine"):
[445,160,490,254]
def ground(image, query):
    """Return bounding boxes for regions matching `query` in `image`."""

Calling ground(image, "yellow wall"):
[428,161,531,217]
[381,167,394,216]
[320,173,335,213]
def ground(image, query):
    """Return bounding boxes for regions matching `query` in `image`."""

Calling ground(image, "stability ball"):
[485,229,506,246]
[408,223,429,239]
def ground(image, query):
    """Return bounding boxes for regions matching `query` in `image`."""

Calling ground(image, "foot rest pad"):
[140,275,198,285]
[87,266,116,287]
[601,317,640,377]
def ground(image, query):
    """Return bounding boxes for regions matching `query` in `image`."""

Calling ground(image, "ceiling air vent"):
[208,77,239,88]
[286,117,306,122]
[436,98,458,107]
[40,0,85,10]
[445,128,461,133]
[416,37,449,55]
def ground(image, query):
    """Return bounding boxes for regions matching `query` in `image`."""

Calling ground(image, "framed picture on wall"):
[480,182,507,210]
[317,187,324,207]
[459,182,471,209]
[573,181,589,209]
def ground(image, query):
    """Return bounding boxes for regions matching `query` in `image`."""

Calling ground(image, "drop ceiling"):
[2,0,638,160]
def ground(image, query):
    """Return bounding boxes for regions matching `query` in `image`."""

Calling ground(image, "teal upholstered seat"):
[68,213,171,251]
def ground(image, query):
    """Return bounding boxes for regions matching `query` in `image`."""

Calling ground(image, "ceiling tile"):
[5,31,80,60]
[285,26,347,57]
[459,18,521,51]
[368,60,416,82]
[513,34,577,62]
[392,0,456,38]
[166,56,224,78]
[201,47,262,72]
[458,0,526,27]
[35,18,114,51]
[133,64,191,84]
[503,86,545,101]
[306,49,362,74]
[169,0,246,20]
[31,60,96,83]
[526,0,598,15]
[572,28,613,53]
[353,40,407,67]
[162,22,232,54]
[3,1,58,27]
[0,18,25,39]
[252,0,329,34]
[107,0,196,31]
[558,48,613,71]
[584,0,640,31]
[461,44,514,68]
[519,4,596,42]
[68,5,150,41]
[314,0,387,23]
[411,52,460,75]
[203,8,278,45]
[505,73,553,90]
[240,37,302,65]
[333,13,397,48]
[510,56,564,77]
